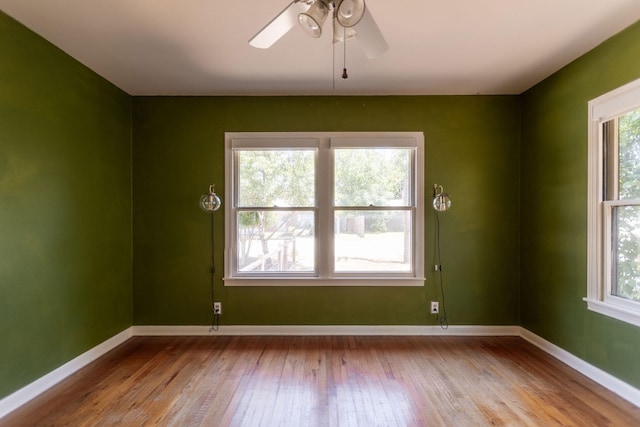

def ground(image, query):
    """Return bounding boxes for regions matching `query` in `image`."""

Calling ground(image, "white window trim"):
[586,77,640,327]
[224,131,426,287]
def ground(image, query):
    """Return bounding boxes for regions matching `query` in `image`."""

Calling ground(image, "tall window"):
[587,77,640,327]
[224,132,425,286]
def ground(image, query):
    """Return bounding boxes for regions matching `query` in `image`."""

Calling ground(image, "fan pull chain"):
[332,28,336,90]
[342,26,348,79]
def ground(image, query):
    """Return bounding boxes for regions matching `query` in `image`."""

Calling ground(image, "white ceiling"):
[1,0,640,96]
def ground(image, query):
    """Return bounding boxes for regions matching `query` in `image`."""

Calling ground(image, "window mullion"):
[316,138,333,278]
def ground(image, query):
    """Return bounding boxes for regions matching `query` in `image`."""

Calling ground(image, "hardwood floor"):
[2,336,639,426]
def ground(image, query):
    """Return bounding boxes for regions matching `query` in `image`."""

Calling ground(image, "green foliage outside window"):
[614,109,640,302]
[334,148,410,233]
[235,147,413,271]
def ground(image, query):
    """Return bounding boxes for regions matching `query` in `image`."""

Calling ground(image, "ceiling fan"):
[249,0,388,59]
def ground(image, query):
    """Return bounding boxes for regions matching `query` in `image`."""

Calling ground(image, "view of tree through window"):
[587,80,640,325]
[612,108,640,302]
[334,148,412,272]
[234,145,417,274]
[237,150,315,272]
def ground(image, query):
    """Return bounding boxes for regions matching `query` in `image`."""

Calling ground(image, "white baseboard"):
[519,327,640,408]
[132,324,520,336]
[2,325,639,419]
[0,327,133,420]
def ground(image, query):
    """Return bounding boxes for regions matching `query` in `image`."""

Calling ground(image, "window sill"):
[584,298,640,328]
[223,277,426,287]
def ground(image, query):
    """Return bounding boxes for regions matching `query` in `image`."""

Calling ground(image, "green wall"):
[132,96,521,326]
[0,13,132,398]
[520,21,640,388]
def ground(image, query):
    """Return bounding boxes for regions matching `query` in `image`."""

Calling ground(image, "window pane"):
[334,210,411,272]
[237,150,315,207]
[612,205,640,302]
[334,148,411,207]
[237,210,314,273]
[618,109,640,200]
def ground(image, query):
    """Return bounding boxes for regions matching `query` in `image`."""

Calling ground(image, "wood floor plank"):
[1,336,639,426]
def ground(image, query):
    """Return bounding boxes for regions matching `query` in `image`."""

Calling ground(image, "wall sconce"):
[200,184,222,332]
[200,184,222,212]
[433,184,452,212]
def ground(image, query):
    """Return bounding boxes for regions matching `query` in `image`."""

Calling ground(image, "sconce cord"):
[209,212,219,332]
[434,210,449,329]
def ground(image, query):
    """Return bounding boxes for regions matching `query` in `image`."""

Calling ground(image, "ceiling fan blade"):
[249,1,310,49]
[353,7,388,59]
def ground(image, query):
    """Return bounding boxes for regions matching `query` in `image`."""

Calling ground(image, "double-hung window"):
[587,77,640,326]
[224,132,425,286]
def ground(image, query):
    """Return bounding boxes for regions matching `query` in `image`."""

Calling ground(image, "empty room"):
[2,0,640,425]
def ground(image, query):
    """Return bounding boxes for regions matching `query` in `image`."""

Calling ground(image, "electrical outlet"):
[213,302,222,315]
[434,264,440,271]
[430,301,439,314]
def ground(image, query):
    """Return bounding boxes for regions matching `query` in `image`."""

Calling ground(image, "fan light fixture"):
[298,0,329,38]
[433,184,452,212]
[249,0,388,57]
[248,0,388,80]
[336,0,365,27]
[200,184,222,212]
